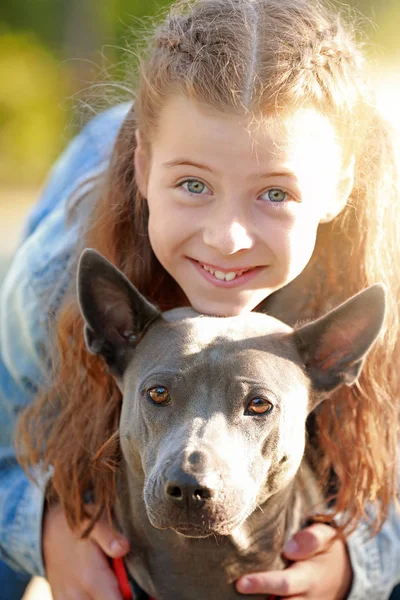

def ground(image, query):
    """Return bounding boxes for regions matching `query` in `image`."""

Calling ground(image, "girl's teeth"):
[201,264,246,281]
[224,272,237,282]
[214,270,229,280]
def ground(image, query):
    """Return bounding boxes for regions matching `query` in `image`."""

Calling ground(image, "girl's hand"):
[43,503,129,600]
[236,523,353,599]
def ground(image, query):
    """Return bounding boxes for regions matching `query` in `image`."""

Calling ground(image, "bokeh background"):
[0,1,398,598]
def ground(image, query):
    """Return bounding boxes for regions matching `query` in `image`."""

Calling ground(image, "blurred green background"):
[0,0,175,187]
[0,0,399,263]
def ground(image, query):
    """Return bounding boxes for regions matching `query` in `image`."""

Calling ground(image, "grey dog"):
[77,249,385,600]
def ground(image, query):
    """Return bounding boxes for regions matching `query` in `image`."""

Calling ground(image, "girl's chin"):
[187,296,266,317]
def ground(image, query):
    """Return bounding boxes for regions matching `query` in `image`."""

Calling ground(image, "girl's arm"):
[0,103,130,576]
[0,244,54,575]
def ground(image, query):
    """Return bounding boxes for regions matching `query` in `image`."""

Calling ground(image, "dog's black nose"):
[165,471,213,508]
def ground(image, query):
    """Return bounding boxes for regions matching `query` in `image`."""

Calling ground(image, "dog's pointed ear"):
[77,249,161,376]
[294,284,385,395]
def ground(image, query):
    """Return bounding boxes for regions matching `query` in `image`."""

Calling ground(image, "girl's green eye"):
[182,179,208,194]
[262,188,287,203]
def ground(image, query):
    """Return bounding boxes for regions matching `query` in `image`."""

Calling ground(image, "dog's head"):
[77,249,385,537]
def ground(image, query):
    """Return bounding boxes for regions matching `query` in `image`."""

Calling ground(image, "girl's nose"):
[202,217,254,255]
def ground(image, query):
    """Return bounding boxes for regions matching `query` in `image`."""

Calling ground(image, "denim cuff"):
[346,513,398,600]
[1,467,50,577]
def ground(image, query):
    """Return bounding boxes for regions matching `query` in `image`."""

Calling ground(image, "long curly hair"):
[17,0,400,535]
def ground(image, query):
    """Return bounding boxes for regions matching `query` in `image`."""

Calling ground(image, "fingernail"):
[283,539,299,554]
[110,539,123,553]
[237,577,255,593]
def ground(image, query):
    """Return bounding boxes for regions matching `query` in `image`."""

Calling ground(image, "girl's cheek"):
[276,218,319,270]
[266,216,298,251]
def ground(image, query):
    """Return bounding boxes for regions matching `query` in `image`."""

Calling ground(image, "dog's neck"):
[115,461,317,600]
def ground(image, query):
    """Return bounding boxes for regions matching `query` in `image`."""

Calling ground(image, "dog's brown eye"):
[147,386,171,406]
[246,397,273,415]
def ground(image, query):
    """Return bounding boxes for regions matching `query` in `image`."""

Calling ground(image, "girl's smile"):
[189,258,266,287]
[135,94,353,316]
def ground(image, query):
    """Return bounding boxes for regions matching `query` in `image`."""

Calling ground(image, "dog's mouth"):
[172,523,216,538]
[147,503,251,538]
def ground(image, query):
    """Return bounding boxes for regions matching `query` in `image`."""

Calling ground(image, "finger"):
[89,518,130,558]
[65,592,92,600]
[52,588,92,600]
[282,523,337,560]
[84,575,123,600]
[236,561,313,596]
[81,556,124,600]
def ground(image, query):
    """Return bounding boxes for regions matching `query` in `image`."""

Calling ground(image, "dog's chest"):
[124,533,277,600]
[116,493,290,600]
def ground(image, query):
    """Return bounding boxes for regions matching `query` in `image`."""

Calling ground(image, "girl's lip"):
[188,258,265,288]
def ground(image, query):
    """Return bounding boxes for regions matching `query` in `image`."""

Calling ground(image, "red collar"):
[112,557,135,600]
[112,557,156,600]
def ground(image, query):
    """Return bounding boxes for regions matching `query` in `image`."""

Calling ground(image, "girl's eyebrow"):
[162,159,213,172]
[162,158,298,181]
[250,170,299,182]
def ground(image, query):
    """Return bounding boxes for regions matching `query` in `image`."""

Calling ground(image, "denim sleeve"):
[0,263,50,576]
[0,217,73,575]
[346,504,400,599]
[0,103,130,576]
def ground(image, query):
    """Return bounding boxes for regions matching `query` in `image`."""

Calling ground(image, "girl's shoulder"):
[17,102,133,317]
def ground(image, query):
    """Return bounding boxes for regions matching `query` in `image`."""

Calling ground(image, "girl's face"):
[136,95,352,316]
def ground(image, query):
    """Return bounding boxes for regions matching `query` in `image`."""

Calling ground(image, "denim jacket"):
[0,103,399,598]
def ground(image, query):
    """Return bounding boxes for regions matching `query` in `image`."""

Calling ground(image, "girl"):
[1,0,399,598]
